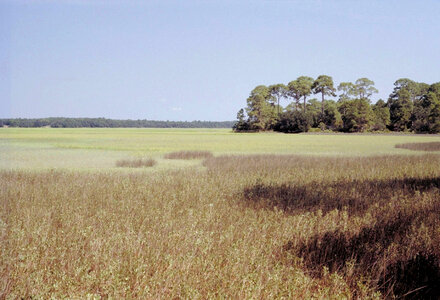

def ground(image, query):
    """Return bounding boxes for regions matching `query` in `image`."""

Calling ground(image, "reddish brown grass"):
[164,150,213,159]
[396,141,440,151]
[115,158,156,168]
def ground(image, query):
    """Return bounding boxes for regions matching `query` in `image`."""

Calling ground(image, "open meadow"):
[2,128,440,298]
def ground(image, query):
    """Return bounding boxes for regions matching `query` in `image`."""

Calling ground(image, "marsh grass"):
[396,141,440,151]
[2,153,440,298]
[164,150,213,160]
[115,158,156,168]
[205,154,440,298]
[242,176,440,215]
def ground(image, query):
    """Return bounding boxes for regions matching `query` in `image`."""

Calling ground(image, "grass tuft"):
[115,158,156,168]
[164,150,213,160]
[396,141,440,151]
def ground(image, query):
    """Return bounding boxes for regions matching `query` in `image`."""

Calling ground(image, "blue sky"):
[1,0,440,121]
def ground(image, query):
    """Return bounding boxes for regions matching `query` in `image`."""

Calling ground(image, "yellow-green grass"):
[1,128,440,171]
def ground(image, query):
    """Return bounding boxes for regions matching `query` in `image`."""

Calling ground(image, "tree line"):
[0,118,235,128]
[234,76,440,133]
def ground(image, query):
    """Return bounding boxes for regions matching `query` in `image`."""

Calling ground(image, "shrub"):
[274,111,311,133]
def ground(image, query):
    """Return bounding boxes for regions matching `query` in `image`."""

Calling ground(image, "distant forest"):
[234,77,440,133]
[0,118,235,128]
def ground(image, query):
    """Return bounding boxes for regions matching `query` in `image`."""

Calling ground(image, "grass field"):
[2,128,440,170]
[2,128,440,298]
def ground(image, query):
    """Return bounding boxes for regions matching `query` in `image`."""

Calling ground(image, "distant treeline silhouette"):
[0,118,235,128]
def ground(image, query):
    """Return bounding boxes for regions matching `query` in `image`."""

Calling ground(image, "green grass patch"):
[0,128,439,171]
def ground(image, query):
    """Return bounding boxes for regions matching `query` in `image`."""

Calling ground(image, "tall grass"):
[115,158,156,168]
[2,154,440,298]
[396,141,440,151]
[164,150,213,160]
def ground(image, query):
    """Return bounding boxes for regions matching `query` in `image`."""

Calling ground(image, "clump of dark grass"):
[379,253,440,299]
[396,141,440,151]
[242,176,440,215]
[203,153,440,298]
[164,150,213,160]
[115,158,156,168]
[286,213,440,298]
[203,154,440,179]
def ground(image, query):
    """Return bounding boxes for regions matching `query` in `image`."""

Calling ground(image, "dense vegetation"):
[2,153,440,298]
[0,118,234,128]
[396,141,440,152]
[164,150,214,160]
[234,77,440,133]
[115,158,156,168]
[2,129,440,298]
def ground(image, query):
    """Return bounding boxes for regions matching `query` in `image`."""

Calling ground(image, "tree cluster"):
[1,118,235,128]
[234,76,440,133]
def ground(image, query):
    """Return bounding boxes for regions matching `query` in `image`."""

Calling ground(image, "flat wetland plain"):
[2,128,440,298]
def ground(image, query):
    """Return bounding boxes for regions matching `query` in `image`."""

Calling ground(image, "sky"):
[1,0,440,121]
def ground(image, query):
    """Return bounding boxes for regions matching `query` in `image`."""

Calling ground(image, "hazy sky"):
[1,0,440,121]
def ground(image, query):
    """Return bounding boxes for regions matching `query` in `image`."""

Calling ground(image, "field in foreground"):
[1,129,440,298]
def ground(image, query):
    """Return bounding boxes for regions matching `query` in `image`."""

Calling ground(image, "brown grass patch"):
[396,141,440,151]
[164,150,213,160]
[2,153,440,298]
[116,158,156,168]
[242,176,440,215]
[205,154,440,298]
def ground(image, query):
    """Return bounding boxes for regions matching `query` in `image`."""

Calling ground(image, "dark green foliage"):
[322,100,342,130]
[312,75,336,114]
[233,109,252,131]
[337,82,356,102]
[388,78,429,131]
[287,76,314,112]
[305,99,323,128]
[0,118,235,128]
[411,98,431,133]
[372,100,390,131]
[273,111,310,133]
[268,84,288,117]
[411,83,440,133]
[245,85,278,131]
[389,88,414,131]
[339,98,374,132]
[235,77,438,133]
[426,85,440,133]
[354,78,378,100]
